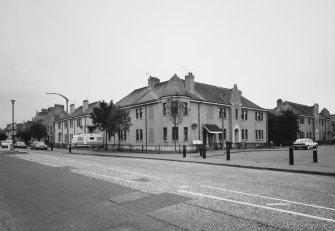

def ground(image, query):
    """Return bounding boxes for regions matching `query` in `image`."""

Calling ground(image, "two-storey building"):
[53,100,101,146]
[272,99,333,141]
[116,73,268,149]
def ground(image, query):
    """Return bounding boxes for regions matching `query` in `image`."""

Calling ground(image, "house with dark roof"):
[53,100,101,145]
[272,99,333,141]
[116,73,268,149]
[33,104,66,143]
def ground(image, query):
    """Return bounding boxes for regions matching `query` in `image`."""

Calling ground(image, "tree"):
[0,131,7,141]
[165,95,190,150]
[16,127,31,144]
[30,122,47,141]
[91,100,132,149]
[268,110,298,146]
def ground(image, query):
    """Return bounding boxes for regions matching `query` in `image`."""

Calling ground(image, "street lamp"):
[46,93,69,146]
[11,100,15,141]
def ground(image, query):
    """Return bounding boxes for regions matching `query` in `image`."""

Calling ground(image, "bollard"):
[200,145,203,157]
[203,145,206,159]
[50,142,53,151]
[183,145,186,158]
[68,144,72,153]
[313,146,318,163]
[226,148,230,160]
[289,146,294,165]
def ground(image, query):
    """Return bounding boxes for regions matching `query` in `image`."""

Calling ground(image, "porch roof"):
[203,124,222,134]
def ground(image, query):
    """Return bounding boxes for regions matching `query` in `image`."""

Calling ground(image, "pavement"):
[2,146,334,176]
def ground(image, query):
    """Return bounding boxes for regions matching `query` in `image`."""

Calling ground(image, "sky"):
[1,0,334,129]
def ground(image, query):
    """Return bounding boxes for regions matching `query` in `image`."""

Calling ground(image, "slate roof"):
[283,101,315,117]
[55,101,100,121]
[117,75,264,110]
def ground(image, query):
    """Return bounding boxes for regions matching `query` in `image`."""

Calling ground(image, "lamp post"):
[11,100,15,141]
[46,93,69,146]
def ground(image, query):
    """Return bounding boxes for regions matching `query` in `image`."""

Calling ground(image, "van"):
[71,134,103,147]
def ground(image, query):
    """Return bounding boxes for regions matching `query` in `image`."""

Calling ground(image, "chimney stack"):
[70,104,75,115]
[277,99,283,110]
[83,100,88,112]
[148,76,160,89]
[185,72,194,93]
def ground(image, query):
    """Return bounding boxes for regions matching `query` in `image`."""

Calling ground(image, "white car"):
[1,140,13,148]
[293,138,318,150]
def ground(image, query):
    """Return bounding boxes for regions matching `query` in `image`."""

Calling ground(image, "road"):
[1,151,335,230]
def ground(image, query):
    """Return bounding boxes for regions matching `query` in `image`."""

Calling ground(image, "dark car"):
[31,141,48,150]
[15,141,27,149]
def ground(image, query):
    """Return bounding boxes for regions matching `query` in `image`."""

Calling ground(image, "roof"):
[55,101,100,121]
[203,124,222,133]
[284,101,315,117]
[117,74,264,110]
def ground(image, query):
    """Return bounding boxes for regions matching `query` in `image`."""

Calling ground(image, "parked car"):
[293,138,318,150]
[15,141,27,149]
[1,140,13,148]
[30,141,48,150]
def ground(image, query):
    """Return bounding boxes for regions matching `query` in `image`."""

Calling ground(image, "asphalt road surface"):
[1,151,335,230]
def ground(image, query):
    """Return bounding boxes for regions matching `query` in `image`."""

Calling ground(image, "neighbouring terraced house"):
[116,73,268,149]
[272,99,334,141]
[53,100,102,146]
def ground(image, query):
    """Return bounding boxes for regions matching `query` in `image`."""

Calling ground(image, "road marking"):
[77,170,138,183]
[107,167,163,180]
[178,190,335,223]
[266,203,291,206]
[200,185,335,212]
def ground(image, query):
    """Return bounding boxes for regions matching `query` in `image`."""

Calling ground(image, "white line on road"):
[200,185,335,212]
[178,190,335,223]
[266,203,291,206]
[77,170,138,183]
[107,167,163,180]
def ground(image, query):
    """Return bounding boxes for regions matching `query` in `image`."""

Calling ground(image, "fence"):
[53,142,273,153]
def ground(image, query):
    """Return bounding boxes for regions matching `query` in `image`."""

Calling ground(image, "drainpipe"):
[198,102,201,140]
[145,105,148,150]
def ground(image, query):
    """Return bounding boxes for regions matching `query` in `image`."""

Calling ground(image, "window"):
[235,109,238,119]
[163,127,167,141]
[319,119,324,126]
[139,108,143,118]
[64,121,68,128]
[308,118,311,125]
[70,120,73,128]
[255,130,264,140]
[183,102,188,115]
[136,108,143,119]
[58,122,61,129]
[219,129,227,141]
[136,129,143,141]
[70,134,73,142]
[241,110,248,120]
[123,130,127,141]
[163,103,167,115]
[242,129,248,140]
[77,119,82,127]
[299,117,305,124]
[172,102,178,115]
[219,108,226,118]
[172,127,178,140]
[184,127,188,141]
[255,112,264,121]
